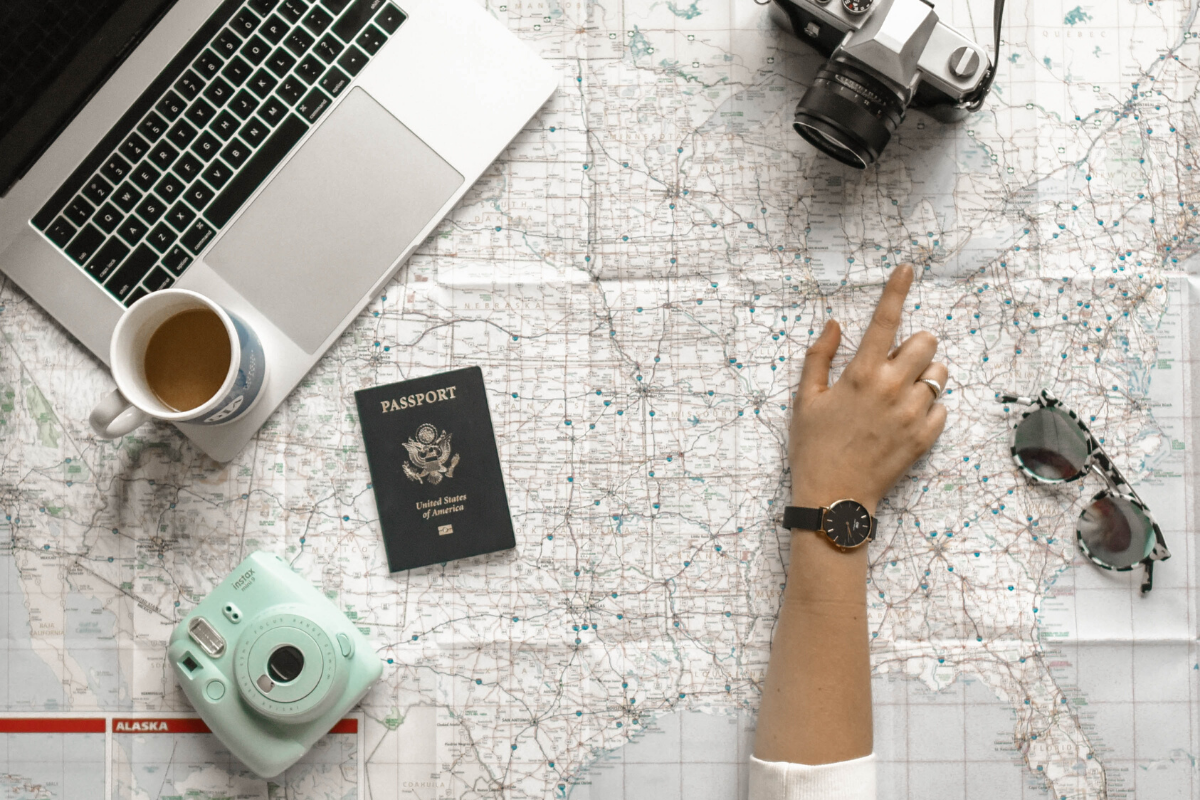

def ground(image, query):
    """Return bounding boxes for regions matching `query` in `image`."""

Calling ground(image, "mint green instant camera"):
[167,552,383,778]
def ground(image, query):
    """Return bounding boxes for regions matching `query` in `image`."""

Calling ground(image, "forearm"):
[754,526,873,765]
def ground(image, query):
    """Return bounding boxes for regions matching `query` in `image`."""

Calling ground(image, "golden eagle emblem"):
[402,424,460,485]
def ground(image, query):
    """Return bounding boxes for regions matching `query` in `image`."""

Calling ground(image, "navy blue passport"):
[355,367,516,572]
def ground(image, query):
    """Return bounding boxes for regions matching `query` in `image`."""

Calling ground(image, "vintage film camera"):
[770,0,1004,168]
[167,552,383,778]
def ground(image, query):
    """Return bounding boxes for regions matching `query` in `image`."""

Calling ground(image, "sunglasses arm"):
[998,393,1038,406]
[1141,561,1154,594]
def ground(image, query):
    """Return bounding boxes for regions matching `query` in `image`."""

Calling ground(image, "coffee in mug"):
[90,289,267,439]
[144,308,233,412]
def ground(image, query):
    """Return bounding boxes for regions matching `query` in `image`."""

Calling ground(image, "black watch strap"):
[782,505,823,532]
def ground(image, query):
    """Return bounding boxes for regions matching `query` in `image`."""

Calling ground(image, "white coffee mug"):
[89,289,267,439]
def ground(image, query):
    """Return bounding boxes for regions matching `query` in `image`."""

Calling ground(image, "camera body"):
[167,552,383,778]
[771,0,995,167]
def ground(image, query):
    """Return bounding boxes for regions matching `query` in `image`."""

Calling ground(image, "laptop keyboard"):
[32,0,406,307]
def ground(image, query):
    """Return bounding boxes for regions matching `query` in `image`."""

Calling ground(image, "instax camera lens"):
[267,644,305,683]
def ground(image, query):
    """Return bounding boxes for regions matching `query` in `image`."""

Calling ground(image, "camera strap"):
[960,0,1006,112]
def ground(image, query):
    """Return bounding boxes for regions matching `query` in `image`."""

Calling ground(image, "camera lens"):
[793,61,907,169]
[267,645,305,683]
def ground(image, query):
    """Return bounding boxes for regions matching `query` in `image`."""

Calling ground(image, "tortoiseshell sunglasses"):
[1000,391,1171,593]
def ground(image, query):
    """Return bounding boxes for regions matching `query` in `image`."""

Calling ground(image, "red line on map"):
[328,719,358,734]
[0,718,106,733]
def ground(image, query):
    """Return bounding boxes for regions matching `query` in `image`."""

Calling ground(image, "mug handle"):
[89,390,149,439]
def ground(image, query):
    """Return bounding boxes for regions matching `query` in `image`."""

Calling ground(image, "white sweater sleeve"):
[748,753,875,800]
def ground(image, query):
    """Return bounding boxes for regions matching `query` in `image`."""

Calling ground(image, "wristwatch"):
[782,500,876,549]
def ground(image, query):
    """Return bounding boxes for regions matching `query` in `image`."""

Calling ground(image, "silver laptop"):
[0,0,555,461]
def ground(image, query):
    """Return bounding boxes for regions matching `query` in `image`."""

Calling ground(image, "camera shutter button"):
[205,680,226,701]
[337,632,354,658]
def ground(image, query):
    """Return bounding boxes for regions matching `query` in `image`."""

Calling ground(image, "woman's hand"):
[789,265,947,516]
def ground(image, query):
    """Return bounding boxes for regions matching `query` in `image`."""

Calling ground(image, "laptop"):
[0,0,555,461]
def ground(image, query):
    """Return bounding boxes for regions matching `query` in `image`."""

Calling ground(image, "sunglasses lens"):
[1013,407,1089,481]
[1077,494,1156,569]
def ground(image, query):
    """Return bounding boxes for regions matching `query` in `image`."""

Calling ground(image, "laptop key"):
[261,15,289,45]
[155,174,184,204]
[83,175,114,205]
[162,245,193,275]
[375,3,405,34]
[173,152,204,182]
[214,29,243,58]
[303,7,334,36]
[240,118,268,146]
[120,132,151,163]
[232,8,261,37]
[195,50,224,80]
[191,131,223,162]
[203,161,233,190]
[287,28,316,57]
[222,56,254,86]
[205,114,308,228]
[130,163,160,192]
[46,217,78,248]
[250,0,281,16]
[124,287,149,308]
[100,154,132,185]
[86,238,130,282]
[296,87,330,123]
[105,245,158,301]
[156,91,187,121]
[248,68,279,98]
[356,26,386,56]
[230,89,261,119]
[65,197,95,226]
[147,224,178,253]
[213,110,242,140]
[279,0,308,24]
[149,141,180,171]
[221,139,252,169]
[94,203,124,234]
[320,66,349,98]
[204,77,235,107]
[136,195,167,225]
[296,56,325,84]
[185,180,215,211]
[276,75,305,105]
[144,267,176,292]
[185,98,217,128]
[258,97,288,126]
[315,35,345,64]
[138,111,169,142]
[175,69,205,102]
[113,184,143,213]
[182,219,216,254]
[117,216,149,246]
[241,34,271,65]
[337,45,368,77]
[321,0,351,13]
[334,0,385,42]
[267,48,298,77]
[167,120,199,149]
[167,202,197,232]
[65,224,105,265]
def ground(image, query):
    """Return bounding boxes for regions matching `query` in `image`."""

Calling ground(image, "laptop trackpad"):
[206,88,463,354]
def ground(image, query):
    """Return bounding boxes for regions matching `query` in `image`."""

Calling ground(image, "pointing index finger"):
[856,265,914,364]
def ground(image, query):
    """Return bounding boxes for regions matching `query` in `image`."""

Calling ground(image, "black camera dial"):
[842,0,874,14]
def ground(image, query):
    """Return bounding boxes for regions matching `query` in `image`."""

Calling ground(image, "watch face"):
[822,500,873,548]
